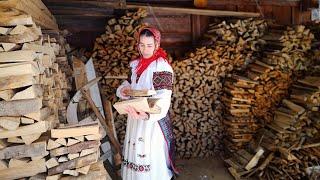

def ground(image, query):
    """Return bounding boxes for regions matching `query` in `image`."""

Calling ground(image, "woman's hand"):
[125,106,149,120]
[120,85,131,97]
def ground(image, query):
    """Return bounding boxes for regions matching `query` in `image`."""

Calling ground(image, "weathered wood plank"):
[0,159,46,179]
[0,121,47,139]
[0,141,47,159]
[10,85,43,100]
[0,74,37,91]
[50,140,100,157]
[51,125,100,138]
[0,50,36,63]
[48,152,99,175]
[0,98,42,116]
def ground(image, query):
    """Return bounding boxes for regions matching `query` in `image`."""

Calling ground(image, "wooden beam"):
[0,98,42,116]
[126,4,261,17]
[0,141,47,159]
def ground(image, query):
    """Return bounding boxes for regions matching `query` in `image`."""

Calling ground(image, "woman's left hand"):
[125,106,149,120]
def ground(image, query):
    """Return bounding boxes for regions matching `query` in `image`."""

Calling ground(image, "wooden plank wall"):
[43,0,317,57]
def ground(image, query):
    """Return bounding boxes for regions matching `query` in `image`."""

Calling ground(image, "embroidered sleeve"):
[152,71,173,91]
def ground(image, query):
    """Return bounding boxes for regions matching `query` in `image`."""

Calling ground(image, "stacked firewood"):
[171,47,224,158]
[46,122,109,179]
[224,76,320,179]
[204,18,267,69]
[221,75,259,151]
[246,61,292,124]
[92,8,147,103]
[0,9,73,179]
[261,25,314,72]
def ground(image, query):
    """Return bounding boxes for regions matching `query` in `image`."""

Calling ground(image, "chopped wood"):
[1,43,18,51]
[8,158,29,168]
[46,174,62,180]
[55,138,67,146]
[47,139,62,150]
[0,121,48,139]
[0,116,20,130]
[0,159,46,179]
[21,133,41,145]
[80,148,97,157]
[76,165,91,175]
[0,74,37,91]
[58,156,68,163]
[50,141,100,157]
[9,25,28,35]
[10,85,43,100]
[0,141,47,159]
[0,50,37,63]
[68,153,80,160]
[67,138,80,147]
[0,89,14,101]
[0,98,42,116]
[46,157,59,169]
[51,124,100,138]
[48,152,99,175]
[63,169,79,176]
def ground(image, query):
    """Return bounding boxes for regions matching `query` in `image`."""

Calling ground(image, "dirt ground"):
[175,157,233,180]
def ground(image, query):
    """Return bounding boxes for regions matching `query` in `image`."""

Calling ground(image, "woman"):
[116,27,178,180]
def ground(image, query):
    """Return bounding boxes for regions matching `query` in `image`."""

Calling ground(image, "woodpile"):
[171,46,234,158]
[170,18,268,158]
[0,8,73,179]
[0,0,58,30]
[46,122,110,179]
[92,8,147,103]
[261,25,314,72]
[221,75,259,151]
[224,76,320,180]
[204,18,267,69]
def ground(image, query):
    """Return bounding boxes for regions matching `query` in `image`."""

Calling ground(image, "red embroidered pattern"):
[123,159,150,172]
[153,71,173,90]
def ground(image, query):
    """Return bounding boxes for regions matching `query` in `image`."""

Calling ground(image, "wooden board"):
[0,121,48,139]
[0,62,39,78]
[0,98,42,116]
[0,50,36,63]
[0,141,47,159]
[51,125,100,138]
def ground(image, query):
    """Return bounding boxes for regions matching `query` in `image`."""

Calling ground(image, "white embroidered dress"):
[116,57,174,180]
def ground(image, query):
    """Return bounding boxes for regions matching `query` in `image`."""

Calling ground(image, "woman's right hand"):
[120,85,131,97]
